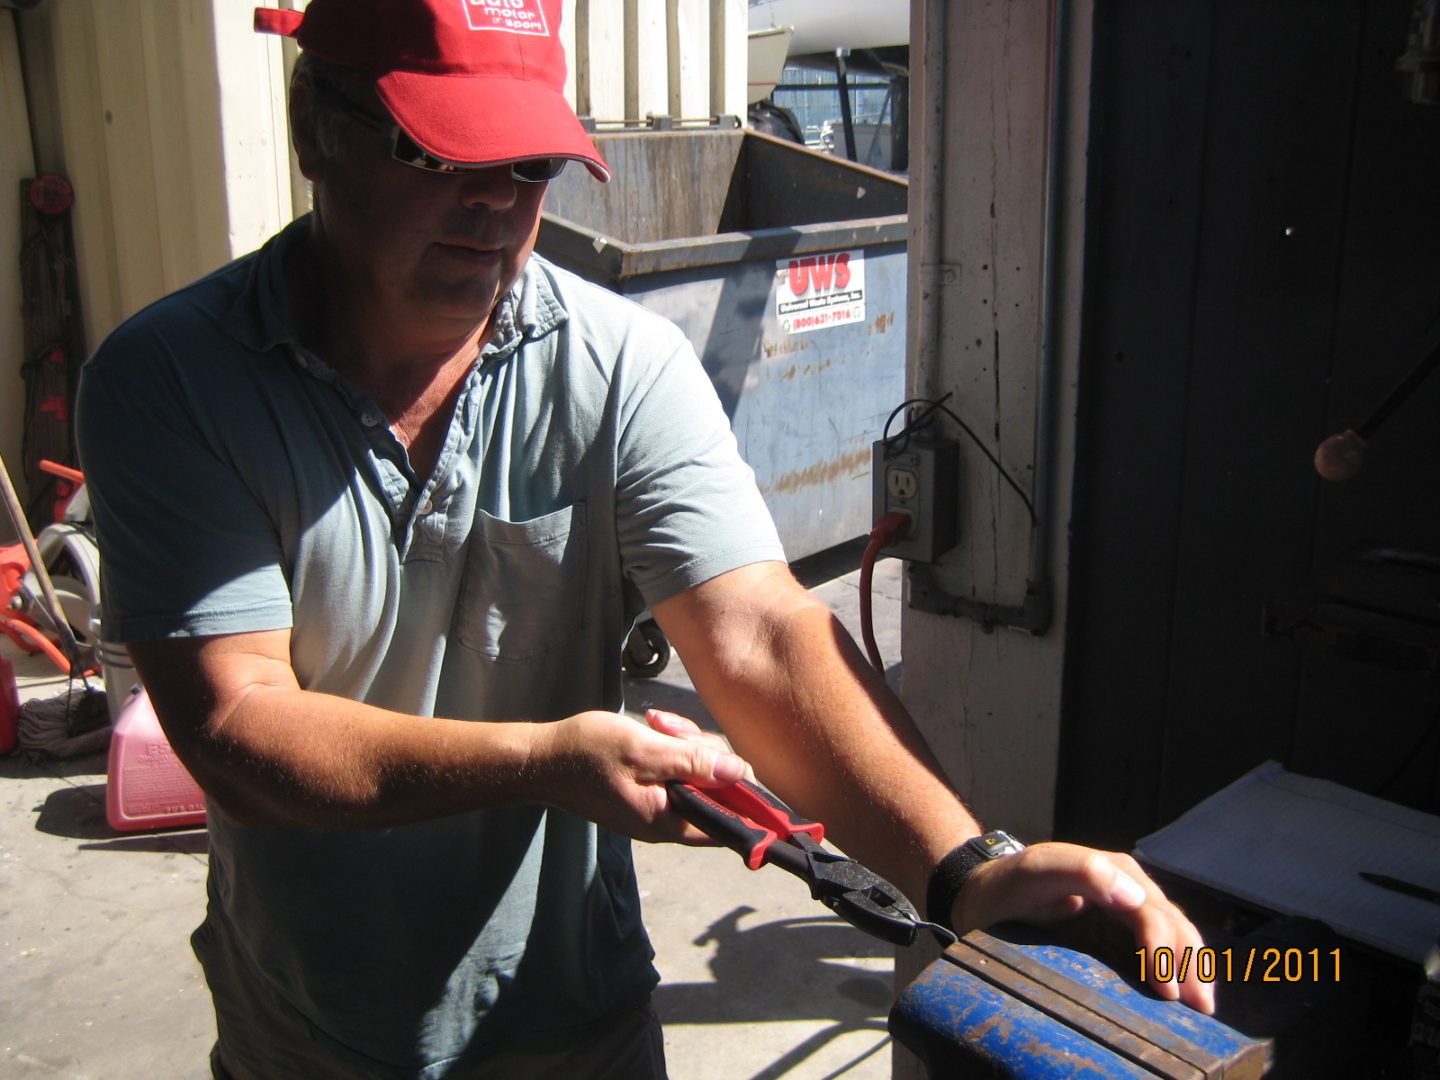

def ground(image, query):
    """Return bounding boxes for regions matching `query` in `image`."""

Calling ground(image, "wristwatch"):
[925,830,1027,930]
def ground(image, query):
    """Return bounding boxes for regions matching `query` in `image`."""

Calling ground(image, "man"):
[76,1,1211,1076]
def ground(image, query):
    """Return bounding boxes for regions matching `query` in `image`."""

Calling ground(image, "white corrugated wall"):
[2,11,36,534]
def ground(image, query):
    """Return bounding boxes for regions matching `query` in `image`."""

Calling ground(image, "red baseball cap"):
[255,0,609,181]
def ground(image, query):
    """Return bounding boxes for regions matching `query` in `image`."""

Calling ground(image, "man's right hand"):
[532,708,749,844]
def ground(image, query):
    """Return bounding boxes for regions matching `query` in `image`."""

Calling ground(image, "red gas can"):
[0,656,18,755]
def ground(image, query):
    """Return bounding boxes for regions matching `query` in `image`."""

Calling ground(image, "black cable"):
[880,393,1037,525]
[879,397,930,450]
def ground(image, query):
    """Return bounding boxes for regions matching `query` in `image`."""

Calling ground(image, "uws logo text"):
[786,253,852,295]
[464,0,549,35]
[776,250,866,335]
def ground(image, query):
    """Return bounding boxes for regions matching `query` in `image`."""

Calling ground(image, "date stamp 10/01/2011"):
[1136,946,1343,985]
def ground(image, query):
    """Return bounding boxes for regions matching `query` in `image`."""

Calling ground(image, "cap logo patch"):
[462,0,549,36]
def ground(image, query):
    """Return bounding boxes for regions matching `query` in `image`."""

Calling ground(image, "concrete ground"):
[1,542,911,1080]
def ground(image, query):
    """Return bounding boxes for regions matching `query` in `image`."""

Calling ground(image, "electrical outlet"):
[886,468,919,500]
[872,435,959,563]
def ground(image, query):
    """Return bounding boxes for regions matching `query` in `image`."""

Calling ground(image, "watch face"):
[974,831,1026,858]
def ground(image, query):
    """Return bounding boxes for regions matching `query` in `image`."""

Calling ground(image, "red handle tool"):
[665,779,824,869]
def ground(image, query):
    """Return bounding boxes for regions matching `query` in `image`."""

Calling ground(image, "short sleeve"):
[75,314,294,643]
[613,337,786,607]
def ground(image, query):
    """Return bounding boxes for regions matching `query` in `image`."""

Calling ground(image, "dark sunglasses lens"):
[389,128,567,181]
[391,129,459,172]
[512,158,567,183]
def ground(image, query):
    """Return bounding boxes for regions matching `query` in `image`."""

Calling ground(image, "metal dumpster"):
[538,129,907,560]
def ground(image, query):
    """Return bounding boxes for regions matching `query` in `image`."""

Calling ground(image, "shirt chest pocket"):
[457,503,588,662]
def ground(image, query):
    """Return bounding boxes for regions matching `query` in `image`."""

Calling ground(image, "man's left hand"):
[957,843,1216,1014]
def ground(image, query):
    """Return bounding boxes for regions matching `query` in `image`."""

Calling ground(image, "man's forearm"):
[146,675,543,829]
[128,630,749,836]
[652,563,983,906]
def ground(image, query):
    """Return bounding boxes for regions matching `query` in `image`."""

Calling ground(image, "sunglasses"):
[317,79,568,183]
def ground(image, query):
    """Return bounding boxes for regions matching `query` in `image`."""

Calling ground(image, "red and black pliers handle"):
[665,779,956,948]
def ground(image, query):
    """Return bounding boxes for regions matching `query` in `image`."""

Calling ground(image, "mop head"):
[17,684,111,761]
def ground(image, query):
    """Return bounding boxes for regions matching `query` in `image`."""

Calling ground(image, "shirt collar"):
[481,254,568,362]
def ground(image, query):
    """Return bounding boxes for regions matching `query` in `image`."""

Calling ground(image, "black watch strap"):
[925,830,1026,930]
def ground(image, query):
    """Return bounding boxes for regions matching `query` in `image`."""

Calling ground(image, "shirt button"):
[360,413,380,427]
[419,499,435,515]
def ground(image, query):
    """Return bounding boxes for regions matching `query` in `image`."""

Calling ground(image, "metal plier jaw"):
[666,780,957,949]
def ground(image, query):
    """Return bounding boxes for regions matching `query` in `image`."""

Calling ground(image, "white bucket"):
[90,605,138,725]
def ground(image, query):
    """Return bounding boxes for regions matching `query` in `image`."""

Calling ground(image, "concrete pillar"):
[893,0,1095,1075]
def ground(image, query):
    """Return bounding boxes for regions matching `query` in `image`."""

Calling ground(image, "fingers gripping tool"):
[666,780,957,948]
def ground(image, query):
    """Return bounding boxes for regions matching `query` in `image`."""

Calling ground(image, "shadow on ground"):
[654,903,896,1078]
[28,775,210,853]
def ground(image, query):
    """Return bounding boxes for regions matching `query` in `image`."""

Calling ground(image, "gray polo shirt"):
[76,216,784,1072]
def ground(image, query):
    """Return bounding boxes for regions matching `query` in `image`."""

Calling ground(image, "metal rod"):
[772,82,892,92]
[1024,0,1069,630]
[834,49,858,162]
[915,0,947,405]
[1355,337,1440,439]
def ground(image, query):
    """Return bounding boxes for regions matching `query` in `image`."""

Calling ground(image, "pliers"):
[666,779,957,948]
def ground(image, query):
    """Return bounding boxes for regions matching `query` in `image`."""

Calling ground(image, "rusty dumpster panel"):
[610,244,905,560]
